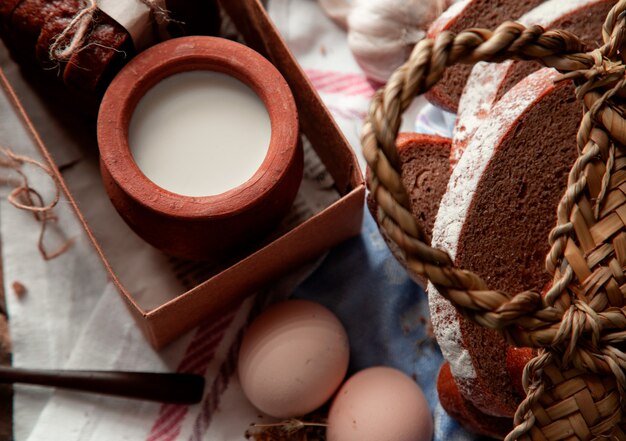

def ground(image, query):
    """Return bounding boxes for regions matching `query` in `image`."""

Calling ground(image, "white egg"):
[327,366,433,441]
[238,299,350,418]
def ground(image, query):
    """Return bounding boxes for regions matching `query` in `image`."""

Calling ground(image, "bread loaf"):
[429,68,579,420]
[1,0,220,101]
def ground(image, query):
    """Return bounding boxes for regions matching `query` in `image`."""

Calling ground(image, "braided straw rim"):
[363,1,626,439]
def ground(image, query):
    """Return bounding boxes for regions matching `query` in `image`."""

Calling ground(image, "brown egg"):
[238,299,350,418]
[327,366,433,441]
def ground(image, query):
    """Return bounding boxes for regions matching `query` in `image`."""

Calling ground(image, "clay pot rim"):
[97,36,299,220]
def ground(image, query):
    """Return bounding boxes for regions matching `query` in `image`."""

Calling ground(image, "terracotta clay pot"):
[97,36,302,260]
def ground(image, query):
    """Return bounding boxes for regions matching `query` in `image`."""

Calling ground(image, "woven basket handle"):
[361,4,626,348]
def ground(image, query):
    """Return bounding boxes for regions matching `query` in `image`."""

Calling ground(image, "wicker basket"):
[362,1,626,440]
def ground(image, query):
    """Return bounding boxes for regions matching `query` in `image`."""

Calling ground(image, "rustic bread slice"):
[393,133,451,241]
[428,68,579,417]
[453,0,614,165]
[367,133,451,286]
[424,0,545,113]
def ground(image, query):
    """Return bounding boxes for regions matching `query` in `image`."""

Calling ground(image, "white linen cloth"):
[0,1,470,440]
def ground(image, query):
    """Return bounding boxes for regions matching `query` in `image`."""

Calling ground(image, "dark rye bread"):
[0,0,22,35]
[9,0,75,65]
[27,1,131,96]
[428,68,579,418]
[4,1,218,103]
[0,0,21,22]
[33,0,81,79]
[367,133,451,285]
[437,349,534,438]
[437,362,512,439]
[493,0,613,102]
[424,0,545,113]
[506,346,535,399]
[63,10,133,95]
[453,0,613,165]
[394,133,451,240]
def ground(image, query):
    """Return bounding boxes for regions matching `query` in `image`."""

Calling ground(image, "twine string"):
[139,0,183,28]
[48,0,98,62]
[48,0,177,63]
[505,351,552,441]
[0,146,70,260]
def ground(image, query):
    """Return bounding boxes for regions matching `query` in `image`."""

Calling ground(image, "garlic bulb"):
[318,0,354,29]
[347,0,449,83]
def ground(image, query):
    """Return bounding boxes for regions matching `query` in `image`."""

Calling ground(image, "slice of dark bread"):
[395,133,451,240]
[438,348,535,438]
[493,0,612,103]
[424,0,545,113]
[453,0,613,165]
[367,133,451,286]
[429,68,579,417]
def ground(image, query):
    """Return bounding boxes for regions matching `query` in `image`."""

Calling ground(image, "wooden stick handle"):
[0,366,205,404]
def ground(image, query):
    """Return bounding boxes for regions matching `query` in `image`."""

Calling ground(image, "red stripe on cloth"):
[311,74,359,89]
[327,105,366,120]
[144,306,239,441]
[304,69,376,97]
[185,294,270,441]
[311,75,361,91]
[306,69,359,81]
[146,406,188,441]
[320,80,371,95]
[177,330,229,373]
[175,312,236,374]
[154,405,187,425]
[325,82,376,97]
[187,326,243,441]
[180,332,228,375]
[188,312,236,344]
[304,69,352,82]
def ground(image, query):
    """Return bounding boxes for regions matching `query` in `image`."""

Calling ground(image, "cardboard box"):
[0,0,364,348]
